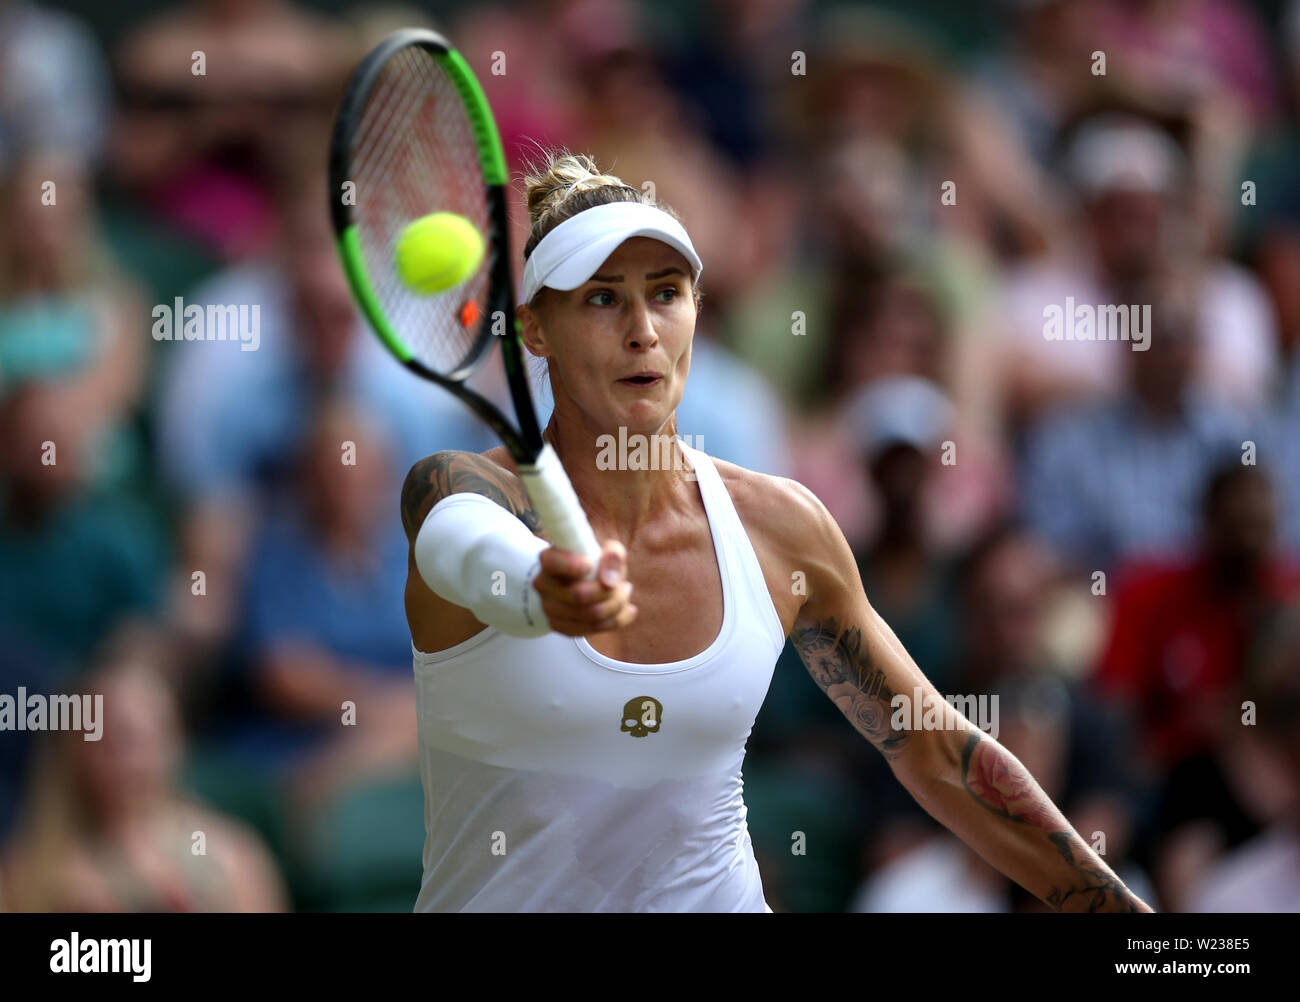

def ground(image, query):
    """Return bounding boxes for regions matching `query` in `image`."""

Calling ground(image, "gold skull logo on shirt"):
[620,696,662,738]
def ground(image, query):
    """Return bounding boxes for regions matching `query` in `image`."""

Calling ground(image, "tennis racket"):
[328,27,601,576]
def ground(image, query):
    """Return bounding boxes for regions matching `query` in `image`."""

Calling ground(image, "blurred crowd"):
[1,0,1299,912]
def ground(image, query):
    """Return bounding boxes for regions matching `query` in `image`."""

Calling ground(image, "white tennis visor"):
[521,201,703,305]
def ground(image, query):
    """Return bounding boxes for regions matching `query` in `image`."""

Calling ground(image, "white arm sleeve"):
[413,492,552,638]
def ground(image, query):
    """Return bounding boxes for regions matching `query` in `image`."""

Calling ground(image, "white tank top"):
[411,439,786,912]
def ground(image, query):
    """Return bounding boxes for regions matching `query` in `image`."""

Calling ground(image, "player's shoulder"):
[402,446,521,495]
[710,456,838,554]
[404,444,514,477]
[711,457,857,607]
[400,446,529,541]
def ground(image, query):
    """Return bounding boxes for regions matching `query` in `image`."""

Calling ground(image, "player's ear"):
[517,302,550,358]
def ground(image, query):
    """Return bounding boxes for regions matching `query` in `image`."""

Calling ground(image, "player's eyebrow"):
[589,267,688,283]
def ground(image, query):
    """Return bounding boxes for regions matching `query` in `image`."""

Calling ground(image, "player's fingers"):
[595,539,627,588]
[532,568,626,607]
[609,600,638,630]
[537,547,594,581]
[541,581,633,623]
[548,602,638,637]
[540,571,611,603]
[560,595,638,636]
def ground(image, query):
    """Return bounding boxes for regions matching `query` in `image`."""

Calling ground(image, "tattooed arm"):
[401,450,545,651]
[401,450,633,646]
[400,450,542,544]
[781,480,1153,913]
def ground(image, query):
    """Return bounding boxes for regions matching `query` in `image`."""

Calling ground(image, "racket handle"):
[517,443,602,579]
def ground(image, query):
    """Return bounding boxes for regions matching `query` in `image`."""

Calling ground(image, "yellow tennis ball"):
[394,212,485,294]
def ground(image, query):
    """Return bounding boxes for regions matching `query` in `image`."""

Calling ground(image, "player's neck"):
[542,414,693,538]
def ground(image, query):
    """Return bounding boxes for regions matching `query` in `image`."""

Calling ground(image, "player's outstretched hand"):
[533,539,637,637]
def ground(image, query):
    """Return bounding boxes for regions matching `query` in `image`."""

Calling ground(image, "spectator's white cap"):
[847,376,954,460]
[1066,114,1185,197]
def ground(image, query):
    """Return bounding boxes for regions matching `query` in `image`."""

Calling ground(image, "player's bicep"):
[790,601,921,764]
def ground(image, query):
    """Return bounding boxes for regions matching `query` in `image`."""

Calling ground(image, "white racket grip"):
[518,443,602,578]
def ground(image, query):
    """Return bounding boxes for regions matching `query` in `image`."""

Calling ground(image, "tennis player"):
[401,151,1153,913]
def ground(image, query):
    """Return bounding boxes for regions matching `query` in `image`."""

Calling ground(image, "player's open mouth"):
[618,373,662,387]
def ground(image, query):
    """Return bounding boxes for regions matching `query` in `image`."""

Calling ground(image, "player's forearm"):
[900,728,1154,913]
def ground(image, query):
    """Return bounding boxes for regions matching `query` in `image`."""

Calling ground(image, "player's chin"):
[616,405,673,438]
[600,387,657,415]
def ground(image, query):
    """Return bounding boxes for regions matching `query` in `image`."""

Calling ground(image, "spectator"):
[0,150,149,493]
[0,624,288,911]
[1094,463,1300,909]
[110,0,354,260]
[793,276,1011,551]
[1020,292,1249,571]
[847,376,960,692]
[999,113,1277,427]
[1187,603,1300,912]
[224,396,418,810]
[152,162,495,651]
[955,526,1144,885]
[1094,463,1300,776]
[971,0,1109,168]
[0,355,168,671]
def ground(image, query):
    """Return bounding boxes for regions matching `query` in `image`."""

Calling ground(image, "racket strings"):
[350,45,495,374]
[365,50,490,364]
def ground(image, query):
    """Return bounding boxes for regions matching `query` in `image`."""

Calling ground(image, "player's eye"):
[587,290,616,306]
[655,287,678,303]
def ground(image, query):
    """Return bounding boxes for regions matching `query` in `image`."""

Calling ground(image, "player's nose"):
[624,298,658,350]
